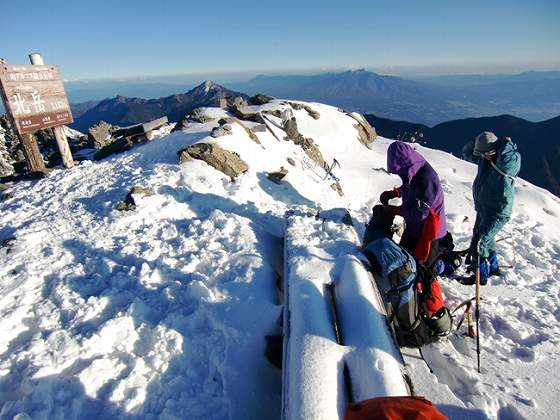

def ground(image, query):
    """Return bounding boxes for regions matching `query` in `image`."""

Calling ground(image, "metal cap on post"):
[29,53,45,66]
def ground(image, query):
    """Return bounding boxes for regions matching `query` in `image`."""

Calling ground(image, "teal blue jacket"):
[462,138,521,217]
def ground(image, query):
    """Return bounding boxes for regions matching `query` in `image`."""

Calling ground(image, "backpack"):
[363,207,452,347]
[345,396,447,420]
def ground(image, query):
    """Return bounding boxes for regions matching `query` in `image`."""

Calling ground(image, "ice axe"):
[452,297,477,338]
[474,239,482,373]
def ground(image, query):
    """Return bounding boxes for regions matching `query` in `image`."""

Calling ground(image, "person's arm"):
[410,174,442,262]
[497,139,521,177]
[462,140,477,163]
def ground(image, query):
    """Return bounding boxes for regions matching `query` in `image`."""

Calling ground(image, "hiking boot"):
[488,251,501,277]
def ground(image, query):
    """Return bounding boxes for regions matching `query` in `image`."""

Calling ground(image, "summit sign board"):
[0,64,73,135]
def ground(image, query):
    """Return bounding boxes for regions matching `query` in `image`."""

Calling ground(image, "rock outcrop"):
[88,121,118,149]
[267,167,288,184]
[117,186,155,211]
[282,117,325,169]
[178,143,249,180]
[248,94,274,106]
[347,112,377,149]
[287,102,321,120]
[211,124,233,138]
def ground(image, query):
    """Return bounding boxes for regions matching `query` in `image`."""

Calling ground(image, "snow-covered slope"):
[0,100,559,419]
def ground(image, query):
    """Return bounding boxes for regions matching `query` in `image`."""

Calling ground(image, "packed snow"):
[0,100,559,419]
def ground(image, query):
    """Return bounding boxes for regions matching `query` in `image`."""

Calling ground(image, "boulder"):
[211,124,233,138]
[178,142,248,180]
[347,112,377,148]
[233,96,248,107]
[117,186,155,211]
[287,157,296,166]
[330,182,344,196]
[172,108,217,132]
[88,121,117,149]
[93,137,134,161]
[248,94,274,105]
[229,105,265,123]
[267,167,288,184]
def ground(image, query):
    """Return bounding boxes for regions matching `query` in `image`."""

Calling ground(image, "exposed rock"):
[347,112,377,148]
[248,94,274,105]
[117,186,155,211]
[0,236,16,254]
[88,121,118,149]
[282,117,300,141]
[287,157,296,166]
[282,117,326,168]
[172,107,218,132]
[229,105,265,123]
[93,137,134,161]
[211,124,233,138]
[287,102,321,120]
[233,96,248,107]
[218,117,235,125]
[250,124,267,133]
[330,182,344,196]
[178,142,248,180]
[267,167,288,184]
[262,109,285,119]
[0,183,13,201]
[218,118,261,144]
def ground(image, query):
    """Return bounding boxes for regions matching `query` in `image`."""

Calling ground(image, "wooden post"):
[20,133,48,174]
[0,56,47,174]
[29,53,74,168]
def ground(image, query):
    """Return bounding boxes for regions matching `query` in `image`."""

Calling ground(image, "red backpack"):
[345,396,447,420]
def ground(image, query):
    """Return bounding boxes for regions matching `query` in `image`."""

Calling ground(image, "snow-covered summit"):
[0,99,559,419]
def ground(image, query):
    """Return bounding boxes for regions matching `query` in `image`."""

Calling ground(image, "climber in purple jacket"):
[379,141,447,267]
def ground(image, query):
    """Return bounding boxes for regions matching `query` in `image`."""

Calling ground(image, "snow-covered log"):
[282,210,409,420]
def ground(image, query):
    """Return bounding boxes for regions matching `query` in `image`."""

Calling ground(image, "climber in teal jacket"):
[461,132,521,285]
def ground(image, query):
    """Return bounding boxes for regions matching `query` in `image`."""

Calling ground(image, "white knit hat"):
[474,131,498,156]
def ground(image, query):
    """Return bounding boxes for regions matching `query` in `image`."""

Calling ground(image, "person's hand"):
[380,189,398,205]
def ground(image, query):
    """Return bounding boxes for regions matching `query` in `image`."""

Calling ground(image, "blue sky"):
[1,0,559,80]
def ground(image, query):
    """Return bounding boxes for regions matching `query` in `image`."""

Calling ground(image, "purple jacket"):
[387,142,447,241]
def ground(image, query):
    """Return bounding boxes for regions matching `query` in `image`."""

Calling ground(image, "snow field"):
[0,99,558,419]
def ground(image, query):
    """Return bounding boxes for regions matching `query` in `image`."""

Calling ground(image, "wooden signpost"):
[0,53,74,173]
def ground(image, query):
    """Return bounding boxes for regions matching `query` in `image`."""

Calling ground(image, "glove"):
[380,189,399,205]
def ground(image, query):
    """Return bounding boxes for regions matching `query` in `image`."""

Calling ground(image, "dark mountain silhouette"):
[71,81,247,131]
[365,113,560,197]
[230,69,560,125]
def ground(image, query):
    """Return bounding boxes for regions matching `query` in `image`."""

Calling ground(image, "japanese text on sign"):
[0,64,73,135]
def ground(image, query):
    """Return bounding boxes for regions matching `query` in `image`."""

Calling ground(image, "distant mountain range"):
[64,69,560,129]
[228,69,560,125]
[365,113,560,197]
[60,72,560,197]
[71,81,246,131]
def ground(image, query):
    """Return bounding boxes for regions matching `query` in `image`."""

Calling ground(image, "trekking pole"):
[475,239,482,373]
